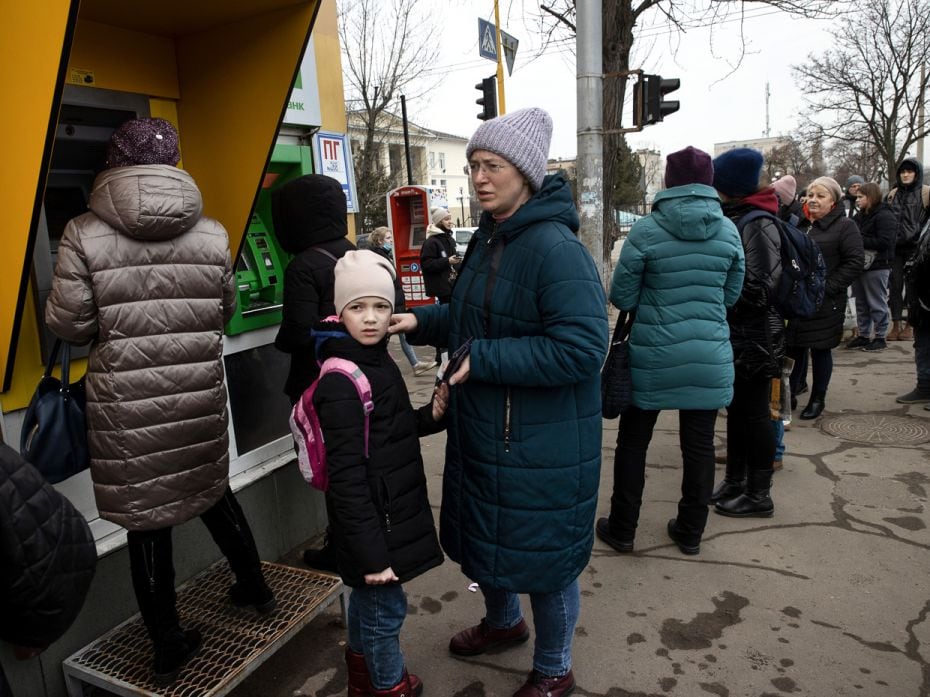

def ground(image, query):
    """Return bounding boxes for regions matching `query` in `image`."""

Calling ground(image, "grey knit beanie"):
[466,107,552,191]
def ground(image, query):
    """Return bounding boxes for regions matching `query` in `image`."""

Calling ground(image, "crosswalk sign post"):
[477,6,517,115]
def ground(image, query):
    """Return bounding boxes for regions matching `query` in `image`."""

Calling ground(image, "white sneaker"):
[413,361,438,376]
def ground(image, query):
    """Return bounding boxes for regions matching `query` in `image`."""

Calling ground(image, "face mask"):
[384,242,394,252]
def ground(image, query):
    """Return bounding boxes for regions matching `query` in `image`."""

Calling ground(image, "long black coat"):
[853,203,896,271]
[312,327,444,588]
[0,445,97,694]
[273,175,356,403]
[419,227,458,299]
[786,205,864,350]
[723,196,785,380]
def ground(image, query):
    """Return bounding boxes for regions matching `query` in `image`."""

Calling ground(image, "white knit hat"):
[431,207,451,225]
[334,250,396,317]
[466,107,553,191]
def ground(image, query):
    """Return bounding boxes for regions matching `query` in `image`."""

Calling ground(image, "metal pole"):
[493,0,506,114]
[576,0,605,288]
[400,95,413,185]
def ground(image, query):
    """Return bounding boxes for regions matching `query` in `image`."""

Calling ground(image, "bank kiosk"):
[1,4,344,692]
[386,184,449,307]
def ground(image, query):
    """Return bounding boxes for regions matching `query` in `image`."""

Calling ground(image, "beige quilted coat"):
[45,165,236,531]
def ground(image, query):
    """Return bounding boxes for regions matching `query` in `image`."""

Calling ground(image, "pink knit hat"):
[771,175,797,204]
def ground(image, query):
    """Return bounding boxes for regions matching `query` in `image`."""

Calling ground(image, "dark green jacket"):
[411,174,607,592]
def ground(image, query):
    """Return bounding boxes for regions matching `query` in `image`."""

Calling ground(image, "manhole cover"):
[820,414,930,445]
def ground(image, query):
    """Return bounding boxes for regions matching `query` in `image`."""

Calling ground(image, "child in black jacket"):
[313,250,447,697]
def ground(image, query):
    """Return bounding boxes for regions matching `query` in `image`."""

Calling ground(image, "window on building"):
[438,152,445,171]
[429,152,435,170]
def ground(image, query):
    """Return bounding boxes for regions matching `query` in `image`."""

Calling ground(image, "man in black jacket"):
[419,207,461,365]
[0,444,97,697]
[273,174,355,571]
[887,158,929,341]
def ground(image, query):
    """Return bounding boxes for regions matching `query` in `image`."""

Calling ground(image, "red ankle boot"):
[370,670,423,697]
[345,647,373,697]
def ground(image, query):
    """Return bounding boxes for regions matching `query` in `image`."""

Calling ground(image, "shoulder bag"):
[20,340,89,483]
[601,310,635,419]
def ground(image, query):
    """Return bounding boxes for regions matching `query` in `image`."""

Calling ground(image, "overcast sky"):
[408,1,837,162]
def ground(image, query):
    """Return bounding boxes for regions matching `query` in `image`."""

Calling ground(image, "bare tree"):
[793,0,930,187]
[523,0,835,262]
[339,0,440,228]
[763,133,817,190]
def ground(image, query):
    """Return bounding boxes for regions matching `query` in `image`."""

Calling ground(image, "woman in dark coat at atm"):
[45,118,274,686]
[273,174,356,404]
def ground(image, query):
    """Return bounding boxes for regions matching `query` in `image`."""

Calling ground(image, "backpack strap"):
[309,246,339,263]
[318,358,374,457]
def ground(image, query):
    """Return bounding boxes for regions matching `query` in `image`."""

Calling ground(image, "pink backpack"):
[289,357,373,491]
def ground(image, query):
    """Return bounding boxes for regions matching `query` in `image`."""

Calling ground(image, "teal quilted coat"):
[411,174,608,593]
[611,184,745,410]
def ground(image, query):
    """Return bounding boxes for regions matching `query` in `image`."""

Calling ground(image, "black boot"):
[800,391,825,420]
[714,468,774,517]
[128,529,201,685]
[710,458,745,504]
[201,489,277,614]
[302,526,339,572]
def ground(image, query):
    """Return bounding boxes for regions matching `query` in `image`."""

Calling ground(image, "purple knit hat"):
[664,146,714,188]
[107,117,181,169]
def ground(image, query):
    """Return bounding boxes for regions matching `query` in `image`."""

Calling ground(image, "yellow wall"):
[312,1,357,239]
[1,2,320,408]
[0,0,76,393]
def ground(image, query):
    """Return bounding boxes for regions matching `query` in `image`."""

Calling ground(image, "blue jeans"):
[852,269,891,338]
[482,580,579,677]
[347,585,408,689]
[774,419,785,461]
[397,334,419,367]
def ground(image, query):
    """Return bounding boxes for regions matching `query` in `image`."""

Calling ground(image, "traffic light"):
[476,76,497,121]
[634,74,680,127]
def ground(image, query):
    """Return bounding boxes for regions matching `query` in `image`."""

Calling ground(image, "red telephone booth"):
[386,185,449,307]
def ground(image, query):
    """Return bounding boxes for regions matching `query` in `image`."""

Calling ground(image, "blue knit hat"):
[466,107,552,191]
[712,148,764,198]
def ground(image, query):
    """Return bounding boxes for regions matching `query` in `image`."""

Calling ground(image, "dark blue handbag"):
[20,340,89,484]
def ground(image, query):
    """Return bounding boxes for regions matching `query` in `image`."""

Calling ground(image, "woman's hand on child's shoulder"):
[389,313,418,334]
[364,567,399,585]
[432,383,450,421]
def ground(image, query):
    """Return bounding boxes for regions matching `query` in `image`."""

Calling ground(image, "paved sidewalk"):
[231,337,930,697]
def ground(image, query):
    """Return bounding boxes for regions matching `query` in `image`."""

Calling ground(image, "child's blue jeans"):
[347,584,408,689]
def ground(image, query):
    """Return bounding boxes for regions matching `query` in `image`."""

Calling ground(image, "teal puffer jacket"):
[611,184,745,410]
[411,174,608,593]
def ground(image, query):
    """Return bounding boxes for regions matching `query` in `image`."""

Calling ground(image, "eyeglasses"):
[468,161,509,175]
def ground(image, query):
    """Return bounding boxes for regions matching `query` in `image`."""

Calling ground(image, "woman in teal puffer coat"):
[392,108,607,697]
[595,147,745,557]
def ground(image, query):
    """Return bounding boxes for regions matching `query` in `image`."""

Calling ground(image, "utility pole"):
[764,82,771,138]
[575,0,605,288]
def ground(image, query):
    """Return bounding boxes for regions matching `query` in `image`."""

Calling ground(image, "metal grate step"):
[63,561,346,697]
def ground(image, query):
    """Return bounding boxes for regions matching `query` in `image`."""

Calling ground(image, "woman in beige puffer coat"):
[45,118,275,686]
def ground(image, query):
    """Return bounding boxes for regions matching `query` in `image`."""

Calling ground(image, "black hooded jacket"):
[887,157,929,252]
[311,323,444,588]
[273,175,356,403]
[853,202,896,270]
[0,445,96,695]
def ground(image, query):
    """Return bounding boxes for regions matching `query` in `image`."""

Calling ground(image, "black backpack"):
[736,210,826,319]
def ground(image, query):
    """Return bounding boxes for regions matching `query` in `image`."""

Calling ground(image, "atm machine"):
[221,143,314,474]
[386,184,449,307]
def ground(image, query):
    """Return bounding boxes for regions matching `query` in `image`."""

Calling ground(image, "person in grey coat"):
[45,118,275,686]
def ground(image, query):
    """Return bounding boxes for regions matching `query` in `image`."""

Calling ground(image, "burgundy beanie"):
[664,146,714,188]
[107,117,181,169]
